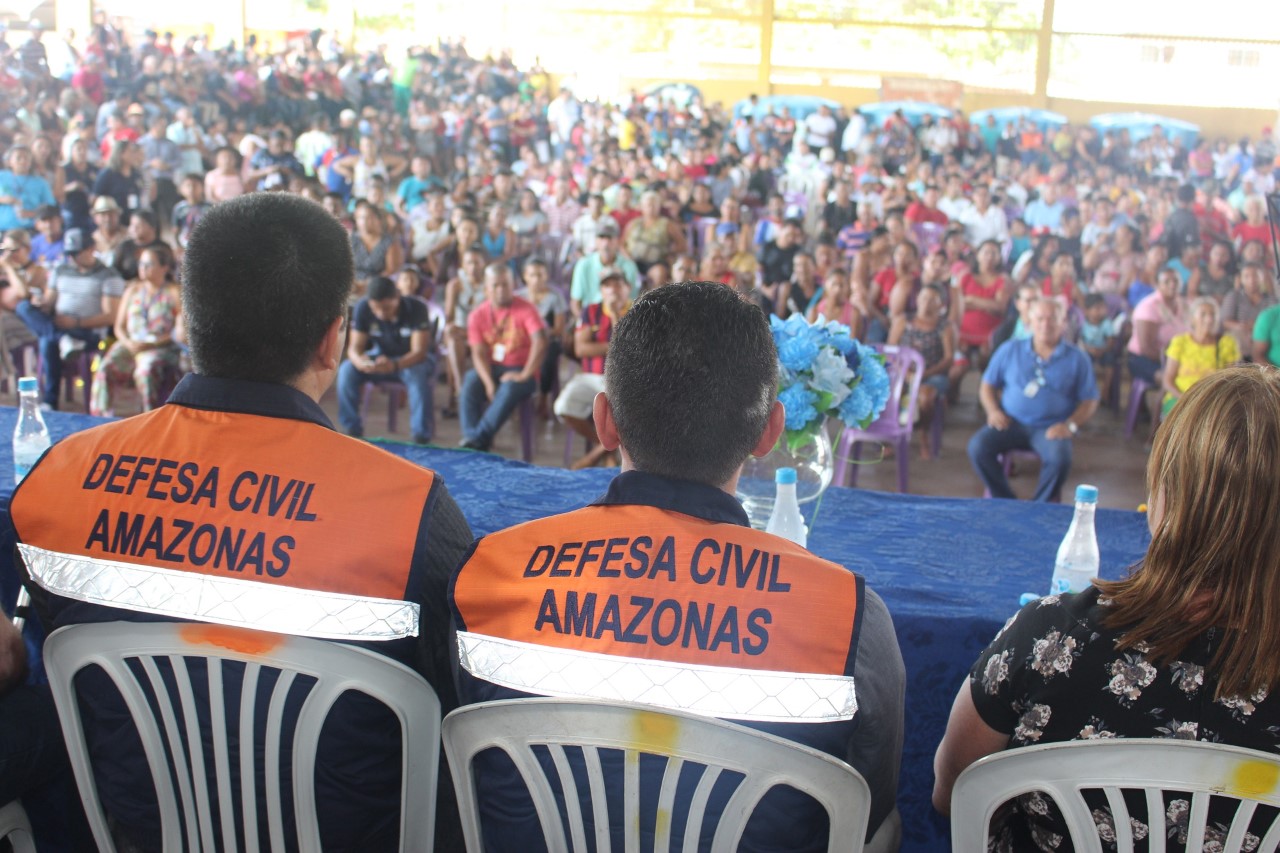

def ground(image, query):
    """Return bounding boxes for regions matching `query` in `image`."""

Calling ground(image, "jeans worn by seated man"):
[14,228,124,408]
[459,262,547,452]
[337,276,437,443]
[968,297,1099,502]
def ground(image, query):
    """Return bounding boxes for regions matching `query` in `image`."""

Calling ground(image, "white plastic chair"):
[0,800,36,853]
[44,621,441,853]
[442,698,871,853]
[951,739,1280,852]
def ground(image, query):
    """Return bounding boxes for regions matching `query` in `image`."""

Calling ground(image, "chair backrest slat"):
[443,698,871,853]
[137,655,202,852]
[1225,801,1260,852]
[1187,790,1212,853]
[583,744,611,853]
[238,662,262,853]
[205,659,239,853]
[1101,785,1133,851]
[1257,812,1280,852]
[653,756,684,853]
[43,622,440,853]
[546,744,589,853]
[623,749,640,853]
[682,766,722,853]
[261,669,298,853]
[169,654,220,853]
[1147,788,1168,853]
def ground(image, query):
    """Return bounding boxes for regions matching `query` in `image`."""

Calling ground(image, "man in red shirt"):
[905,184,949,226]
[461,262,548,452]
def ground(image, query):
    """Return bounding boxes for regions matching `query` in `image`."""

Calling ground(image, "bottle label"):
[1051,577,1071,595]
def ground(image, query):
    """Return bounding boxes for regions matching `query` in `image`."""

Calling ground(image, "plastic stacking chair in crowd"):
[0,800,36,853]
[910,222,947,253]
[362,380,409,433]
[44,621,441,853]
[442,698,873,853]
[834,345,924,493]
[951,739,1280,852]
[1124,375,1158,440]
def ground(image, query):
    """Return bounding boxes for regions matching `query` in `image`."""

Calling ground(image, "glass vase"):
[736,421,835,530]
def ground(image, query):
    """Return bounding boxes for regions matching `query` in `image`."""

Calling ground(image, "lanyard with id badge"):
[1024,363,1047,398]
[488,304,513,362]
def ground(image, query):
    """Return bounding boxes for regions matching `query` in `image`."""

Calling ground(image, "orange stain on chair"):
[181,623,284,656]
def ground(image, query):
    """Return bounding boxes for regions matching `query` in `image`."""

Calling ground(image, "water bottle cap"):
[17,377,37,394]
[774,467,798,484]
[1075,484,1098,503]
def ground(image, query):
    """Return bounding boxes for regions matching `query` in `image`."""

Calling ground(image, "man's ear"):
[750,400,785,458]
[316,314,345,372]
[593,392,621,451]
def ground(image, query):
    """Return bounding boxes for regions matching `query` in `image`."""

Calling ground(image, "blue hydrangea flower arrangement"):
[770,314,891,452]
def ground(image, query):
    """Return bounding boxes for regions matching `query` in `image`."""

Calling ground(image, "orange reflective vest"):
[12,394,435,642]
[451,475,864,724]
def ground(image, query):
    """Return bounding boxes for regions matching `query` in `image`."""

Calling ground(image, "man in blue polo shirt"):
[969,297,1099,502]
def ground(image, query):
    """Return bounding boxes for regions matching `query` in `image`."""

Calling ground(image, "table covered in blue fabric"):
[0,408,1151,851]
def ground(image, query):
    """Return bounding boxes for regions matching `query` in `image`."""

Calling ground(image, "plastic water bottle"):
[13,377,50,485]
[1050,484,1100,595]
[766,467,807,548]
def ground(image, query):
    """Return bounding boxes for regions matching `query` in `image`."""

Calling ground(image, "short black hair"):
[605,282,777,486]
[1084,293,1106,310]
[182,193,352,384]
[367,276,397,300]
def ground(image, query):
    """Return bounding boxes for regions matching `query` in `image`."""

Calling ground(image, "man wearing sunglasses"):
[969,297,1099,502]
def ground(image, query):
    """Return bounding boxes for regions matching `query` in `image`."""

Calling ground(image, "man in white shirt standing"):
[803,104,838,151]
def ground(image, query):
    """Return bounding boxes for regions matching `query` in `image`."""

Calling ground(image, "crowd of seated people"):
[0,12,1275,469]
[4,14,1280,853]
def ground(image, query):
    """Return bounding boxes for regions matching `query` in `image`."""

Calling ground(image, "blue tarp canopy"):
[970,106,1069,133]
[733,94,842,122]
[858,100,955,128]
[1089,112,1200,148]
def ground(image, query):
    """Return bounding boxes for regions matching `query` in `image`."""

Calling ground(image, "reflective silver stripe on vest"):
[18,544,419,641]
[457,631,857,723]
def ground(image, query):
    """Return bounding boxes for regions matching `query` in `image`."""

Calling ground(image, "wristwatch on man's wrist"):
[1065,420,1078,435]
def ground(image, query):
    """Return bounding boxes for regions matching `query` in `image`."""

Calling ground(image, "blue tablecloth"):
[0,408,1152,851]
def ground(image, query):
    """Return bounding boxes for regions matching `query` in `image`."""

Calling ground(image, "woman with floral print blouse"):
[933,365,1280,851]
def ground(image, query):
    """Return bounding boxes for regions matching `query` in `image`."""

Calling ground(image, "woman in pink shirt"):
[1129,266,1188,386]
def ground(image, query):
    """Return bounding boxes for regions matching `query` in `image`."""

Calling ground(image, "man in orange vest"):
[11,192,474,851]
[450,281,905,851]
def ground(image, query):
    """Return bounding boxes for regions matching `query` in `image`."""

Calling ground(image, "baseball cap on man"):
[91,196,120,214]
[599,266,625,284]
[596,219,619,238]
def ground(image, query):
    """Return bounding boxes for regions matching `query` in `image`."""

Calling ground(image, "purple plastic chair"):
[1124,376,1159,439]
[362,381,408,433]
[910,222,947,253]
[833,344,924,493]
[517,396,535,462]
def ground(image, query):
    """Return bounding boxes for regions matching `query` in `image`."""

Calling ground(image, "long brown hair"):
[1097,366,1280,700]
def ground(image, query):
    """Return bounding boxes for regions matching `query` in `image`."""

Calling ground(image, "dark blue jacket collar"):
[167,374,334,430]
[592,470,750,527]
